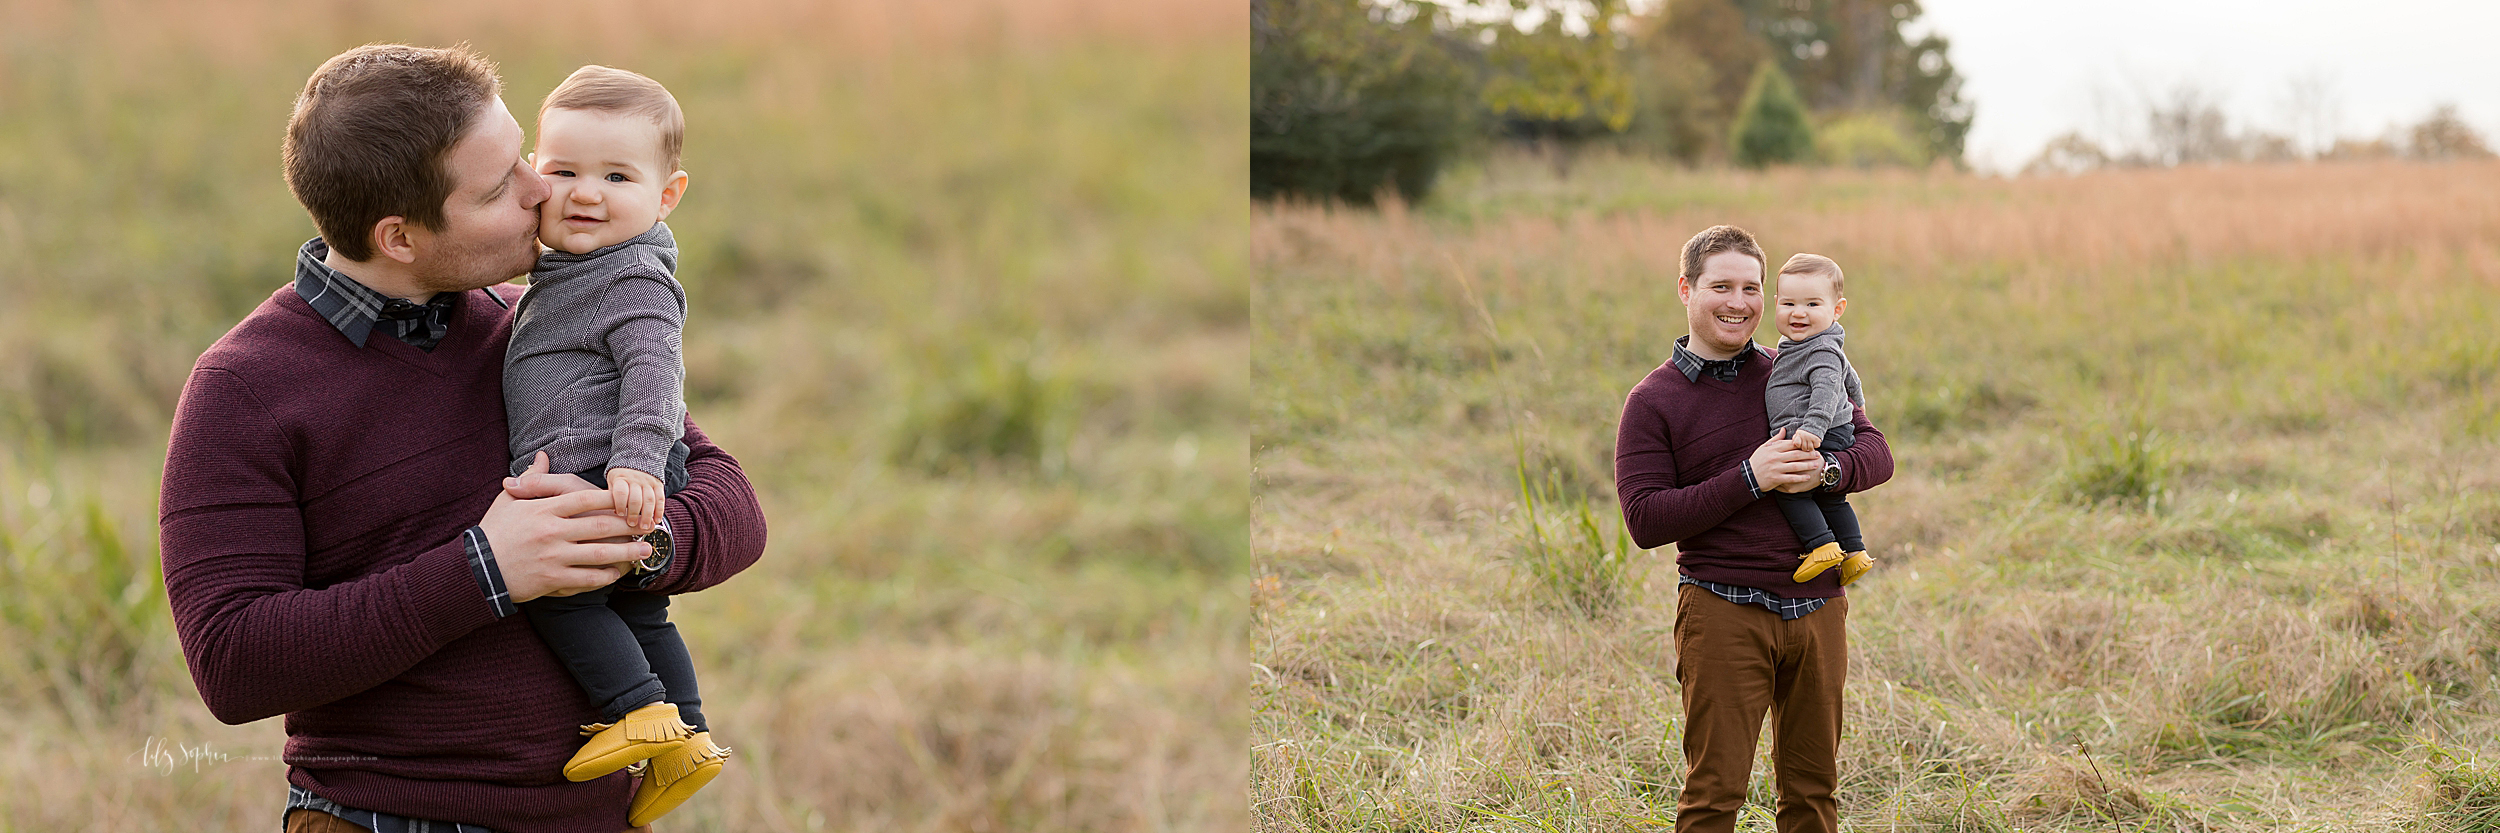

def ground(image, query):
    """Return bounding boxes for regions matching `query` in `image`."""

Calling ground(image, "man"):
[1613,225,1893,832]
[158,44,767,833]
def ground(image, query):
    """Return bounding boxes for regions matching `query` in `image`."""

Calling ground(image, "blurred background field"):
[0,0,1245,829]
[1252,149,2500,830]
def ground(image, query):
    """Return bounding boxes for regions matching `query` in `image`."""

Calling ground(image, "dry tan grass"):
[1255,154,2500,830]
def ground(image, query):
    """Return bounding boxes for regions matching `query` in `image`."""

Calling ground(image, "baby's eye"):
[606,173,629,183]
[551,170,575,177]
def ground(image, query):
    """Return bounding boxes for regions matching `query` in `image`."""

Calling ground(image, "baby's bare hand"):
[1793,430,1822,452]
[607,467,664,536]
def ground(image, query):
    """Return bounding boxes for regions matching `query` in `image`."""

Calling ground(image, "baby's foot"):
[1838,551,1875,586]
[1793,542,1846,583]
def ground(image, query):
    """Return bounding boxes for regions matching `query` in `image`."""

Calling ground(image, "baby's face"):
[1772,273,1844,342]
[531,108,682,255]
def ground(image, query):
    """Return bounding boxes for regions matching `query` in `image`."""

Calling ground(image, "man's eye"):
[606,173,628,183]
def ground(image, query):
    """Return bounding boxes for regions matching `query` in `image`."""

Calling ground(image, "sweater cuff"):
[461,526,520,618]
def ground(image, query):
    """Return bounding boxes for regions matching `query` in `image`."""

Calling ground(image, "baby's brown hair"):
[1778,253,1844,295]
[541,65,683,172]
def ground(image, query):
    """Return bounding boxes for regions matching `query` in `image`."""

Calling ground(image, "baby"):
[502,64,727,827]
[1766,253,1877,586]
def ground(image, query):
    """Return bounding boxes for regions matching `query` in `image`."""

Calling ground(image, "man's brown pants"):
[1672,584,1848,833]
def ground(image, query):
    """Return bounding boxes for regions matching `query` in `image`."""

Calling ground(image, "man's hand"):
[481,452,651,603]
[1749,429,1821,494]
[607,467,663,535]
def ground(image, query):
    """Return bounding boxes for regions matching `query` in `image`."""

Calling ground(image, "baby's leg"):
[1776,490,1838,551]
[611,590,706,734]
[524,587,667,722]
[1815,493,1863,554]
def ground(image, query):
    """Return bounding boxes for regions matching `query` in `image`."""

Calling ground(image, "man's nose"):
[520,169,552,208]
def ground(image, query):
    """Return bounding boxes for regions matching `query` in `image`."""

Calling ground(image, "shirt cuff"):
[1739,462,1762,498]
[462,525,519,618]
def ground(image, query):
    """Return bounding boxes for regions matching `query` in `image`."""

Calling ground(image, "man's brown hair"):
[1680,225,1766,281]
[1778,253,1845,295]
[540,65,684,173]
[283,43,503,262]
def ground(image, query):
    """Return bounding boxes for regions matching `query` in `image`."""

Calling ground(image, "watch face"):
[632,525,672,573]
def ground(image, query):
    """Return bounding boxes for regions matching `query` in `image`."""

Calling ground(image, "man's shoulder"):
[1625,360,1681,401]
[195,285,336,375]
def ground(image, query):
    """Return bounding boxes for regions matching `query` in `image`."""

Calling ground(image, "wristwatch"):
[1818,452,1843,490]
[623,517,674,587]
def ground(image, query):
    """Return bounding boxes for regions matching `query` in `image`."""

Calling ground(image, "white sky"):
[1917,0,2500,172]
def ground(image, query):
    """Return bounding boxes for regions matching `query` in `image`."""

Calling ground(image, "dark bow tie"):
[1698,356,1741,382]
[376,295,457,349]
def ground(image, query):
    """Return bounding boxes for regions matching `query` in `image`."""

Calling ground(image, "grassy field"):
[1253,151,2500,831]
[0,1,1245,830]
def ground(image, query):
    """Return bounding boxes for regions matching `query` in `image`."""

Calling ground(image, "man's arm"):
[157,371,474,723]
[636,416,767,595]
[161,370,650,725]
[1613,385,1816,550]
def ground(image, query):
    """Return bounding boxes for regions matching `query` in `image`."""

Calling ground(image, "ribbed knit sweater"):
[1613,344,1893,597]
[160,282,768,832]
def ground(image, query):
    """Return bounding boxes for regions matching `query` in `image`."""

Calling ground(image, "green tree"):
[1729,0,1970,165]
[1628,0,1763,163]
[1473,0,1637,133]
[1251,0,1473,204]
[1730,59,1813,167]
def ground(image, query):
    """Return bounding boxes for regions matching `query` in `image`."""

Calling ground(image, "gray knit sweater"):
[1765,324,1864,450]
[504,222,685,479]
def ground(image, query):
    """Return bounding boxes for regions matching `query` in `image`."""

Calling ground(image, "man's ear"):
[1675,274,1694,306]
[654,170,691,219]
[371,216,418,265]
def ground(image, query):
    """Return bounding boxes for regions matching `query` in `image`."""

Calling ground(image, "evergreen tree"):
[1729,60,1813,168]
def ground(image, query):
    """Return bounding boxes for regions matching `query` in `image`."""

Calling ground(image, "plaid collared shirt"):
[285,784,499,833]
[1681,575,1828,620]
[1668,334,1769,384]
[292,237,511,351]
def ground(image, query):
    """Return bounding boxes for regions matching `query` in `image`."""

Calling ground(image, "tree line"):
[1252,0,1973,205]
[2024,80,2495,175]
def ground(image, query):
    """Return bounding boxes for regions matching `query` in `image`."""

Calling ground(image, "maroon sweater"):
[160,283,767,832]
[1613,346,1892,597]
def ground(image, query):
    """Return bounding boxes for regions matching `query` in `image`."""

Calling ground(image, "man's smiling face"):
[1678,249,1764,360]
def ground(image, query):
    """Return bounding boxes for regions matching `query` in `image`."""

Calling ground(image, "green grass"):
[0,3,1243,830]
[1255,150,2500,830]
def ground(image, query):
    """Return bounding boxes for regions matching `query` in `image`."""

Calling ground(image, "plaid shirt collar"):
[1669,335,1768,383]
[292,237,510,350]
